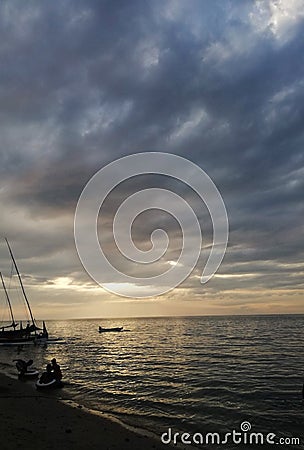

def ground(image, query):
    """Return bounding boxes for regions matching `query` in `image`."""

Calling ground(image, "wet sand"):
[0,372,171,450]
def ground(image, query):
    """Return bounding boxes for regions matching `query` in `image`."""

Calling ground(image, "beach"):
[0,372,170,450]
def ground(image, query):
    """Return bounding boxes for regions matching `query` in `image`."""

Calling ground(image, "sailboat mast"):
[0,271,16,328]
[5,238,36,327]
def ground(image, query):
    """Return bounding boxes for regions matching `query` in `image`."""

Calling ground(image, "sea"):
[0,315,303,449]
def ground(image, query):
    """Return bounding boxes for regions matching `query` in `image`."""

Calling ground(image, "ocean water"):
[1,315,303,449]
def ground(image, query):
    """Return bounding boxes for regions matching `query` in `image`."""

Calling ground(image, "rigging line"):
[0,288,7,324]
[9,262,14,290]
[0,272,16,327]
[12,270,29,321]
[15,275,29,322]
[9,265,29,322]
[5,238,36,329]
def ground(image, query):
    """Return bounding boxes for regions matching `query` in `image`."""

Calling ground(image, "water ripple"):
[1,315,303,443]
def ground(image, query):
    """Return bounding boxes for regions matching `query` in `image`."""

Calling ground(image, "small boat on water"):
[14,359,39,379]
[36,360,64,389]
[18,368,39,379]
[36,379,64,390]
[0,239,49,345]
[99,326,123,333]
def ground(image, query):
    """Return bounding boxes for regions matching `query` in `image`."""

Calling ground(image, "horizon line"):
[32,312,304,321]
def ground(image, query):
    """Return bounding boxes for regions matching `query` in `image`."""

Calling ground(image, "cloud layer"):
[0,0,303,317]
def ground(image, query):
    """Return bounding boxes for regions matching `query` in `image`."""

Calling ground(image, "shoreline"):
[1,363,167,443]
[0,371,174,450]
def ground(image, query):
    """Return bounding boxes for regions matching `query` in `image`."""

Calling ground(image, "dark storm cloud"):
[0,0,303,297]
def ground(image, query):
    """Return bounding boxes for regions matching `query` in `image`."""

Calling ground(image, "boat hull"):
[18,370,39,379]
[0,336,36,345]
[36,379,64,390]
[98,327,123,333]
[0,338,64,346]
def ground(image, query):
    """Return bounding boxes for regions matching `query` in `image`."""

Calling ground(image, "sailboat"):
[0,238,48,344]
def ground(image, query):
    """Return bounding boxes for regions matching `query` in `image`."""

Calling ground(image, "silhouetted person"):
[39,364,54,384]
[14,359,33,375]
[51,358,62,381]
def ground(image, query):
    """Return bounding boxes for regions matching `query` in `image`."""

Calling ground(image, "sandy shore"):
[0,372,172,450]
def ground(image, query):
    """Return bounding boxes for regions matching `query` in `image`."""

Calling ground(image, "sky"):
[0,0,303,320]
